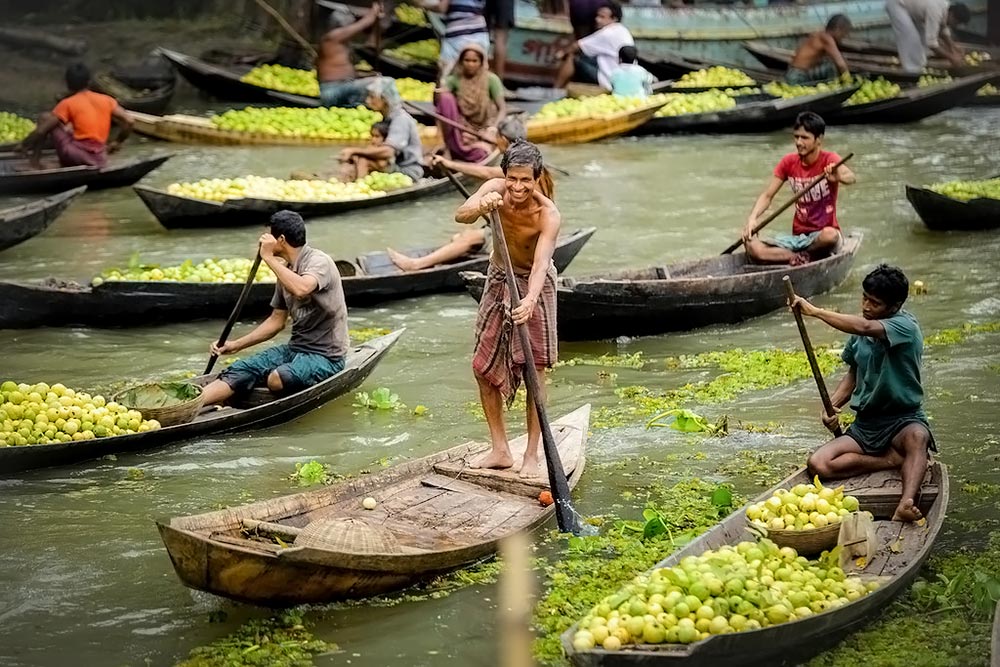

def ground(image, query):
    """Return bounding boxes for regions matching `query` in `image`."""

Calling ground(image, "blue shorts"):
[219,344,345,395]
[764,230,843,252]
[320,80,369,108]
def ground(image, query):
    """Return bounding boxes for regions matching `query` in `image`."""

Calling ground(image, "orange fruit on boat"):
[538,490,554,506]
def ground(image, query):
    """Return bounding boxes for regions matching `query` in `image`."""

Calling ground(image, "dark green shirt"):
[841,310,924,416]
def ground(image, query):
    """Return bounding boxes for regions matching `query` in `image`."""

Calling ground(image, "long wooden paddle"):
[441,163,472,199]
[722,153,854,255]
[205,248,264,375]
[487,209,580,534]
[783,276,843,438]
[253,0,319,60]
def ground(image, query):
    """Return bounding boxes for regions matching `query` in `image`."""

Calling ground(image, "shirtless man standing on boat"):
[455,141,561,478]
[743,111,856,266]
[786,14,853,85]
[316,3,383,108]
[791,265,933,523]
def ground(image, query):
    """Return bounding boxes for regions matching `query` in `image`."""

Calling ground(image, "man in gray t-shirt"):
[200,211,350,405]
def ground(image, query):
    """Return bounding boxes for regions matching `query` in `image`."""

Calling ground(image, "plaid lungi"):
[472,261,558,406]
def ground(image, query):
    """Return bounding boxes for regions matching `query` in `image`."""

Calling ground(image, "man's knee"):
[745,239,766,261]
[807,450,832,478]
[897,424,930,453]
[266,370,284,393]
[816,227,840,248]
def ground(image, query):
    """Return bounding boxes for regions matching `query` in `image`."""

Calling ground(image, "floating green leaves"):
[353,387,404,411]
[349,327,392,344]
[646,408,724,434]
[556,352,646,369]
[924,321,1000,347]
[288,461,331,487]
[175,610,335,667]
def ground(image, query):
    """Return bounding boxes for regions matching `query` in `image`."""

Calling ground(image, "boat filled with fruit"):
[0,331,402,474]
[525,95,667,144]
[562,463,949,666]
[905,176,1000,231]
[356,38,440,83]
[0,111,34,149]
[135,150,497,228]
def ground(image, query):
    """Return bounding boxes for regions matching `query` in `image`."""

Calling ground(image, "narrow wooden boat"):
[527,99,665,145]
[0,186,85,252]
[159,48,303,104]
[840,37,1000,61]
[462,233,861,341]
[131,111,439,147]
[827,73,998,124]
[135,151,500,228]
[91,72,176,116]
[0,229,594,328]
[562,461,949,666]
[157,403,589,605]
[0,330,402,475]
[639,53,783,85]
[0,154,171,195]
[632,87,856,136]
[354,45,438,83]
[905,184,1000,231]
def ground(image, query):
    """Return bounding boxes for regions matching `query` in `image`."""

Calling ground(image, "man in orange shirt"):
[18,63,133,169]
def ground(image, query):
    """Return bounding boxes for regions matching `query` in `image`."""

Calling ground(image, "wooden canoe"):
[91,72,176,116]
[131,111,439,147]
[639,53,783,84]
[0,330,402,475]
[0,154,171,195]
[905,183,1000,231]
[0,229,594,328]
[354,45,439,83]
[157,403,589,606]
[563,461,949,667]
[840,37,1000,62]
[462,233,861,341]
[826,73,999,125]
[134,151,500,228]
[632,87,856,136]
[159,48,308,105]
[527,99,665,145]
[0,186,85,252]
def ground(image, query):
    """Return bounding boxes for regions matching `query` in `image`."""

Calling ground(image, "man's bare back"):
[317,39,355,83]
[791,31,839,70]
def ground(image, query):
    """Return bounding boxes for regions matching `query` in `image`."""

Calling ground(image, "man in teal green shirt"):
[790,264,934,523]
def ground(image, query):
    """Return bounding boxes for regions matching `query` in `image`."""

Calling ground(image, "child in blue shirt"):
[609,45,655,97]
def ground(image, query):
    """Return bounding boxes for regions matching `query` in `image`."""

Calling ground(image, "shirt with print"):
[270,245,350,359]
[53,90,118,144]
[578,22,635,90]
[774,150,842,236]
[384,108,424,177]
[609,63,655,97]
[841,310,924,417]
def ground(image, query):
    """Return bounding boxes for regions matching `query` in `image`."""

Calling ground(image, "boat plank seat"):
[844,467,938,518]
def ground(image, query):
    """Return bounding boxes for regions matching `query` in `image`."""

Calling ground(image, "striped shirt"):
[444,0,488,38]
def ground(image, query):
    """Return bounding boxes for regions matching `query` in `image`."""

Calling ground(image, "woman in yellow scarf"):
[434,43,506,162]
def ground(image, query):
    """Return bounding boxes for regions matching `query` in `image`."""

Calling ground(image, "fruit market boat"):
[0,154,171,195]
[130,111,439,147]
[0,330,402,475]
[461,233,861,341]
[91,72,176,116]
[156,403,589,605]
[503,0,987,84]
[561,461,949,666]
[0,186,85,252]
[159,48,318,105]
[825,73,998,124]
[0,229,594,328]
[631,87,855,136]
[639,53,783,85]
[355,45,438,83]
[839,36,1000,61]
[904,182,1000,231]
[525,98,665,145]
[134,151,501,228]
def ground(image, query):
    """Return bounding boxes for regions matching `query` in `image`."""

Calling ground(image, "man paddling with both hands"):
[790,264,933,523]
[455,141,561,478]
[200,211,350,406]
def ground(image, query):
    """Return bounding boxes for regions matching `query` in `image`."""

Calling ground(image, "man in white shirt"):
[553,1,635,90]
[885,0,970,71]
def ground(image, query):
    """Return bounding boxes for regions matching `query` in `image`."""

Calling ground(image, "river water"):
[1,105,999,667]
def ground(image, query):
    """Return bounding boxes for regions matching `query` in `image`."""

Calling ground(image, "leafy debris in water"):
[175,610,335,666]
[556,352,645,369]
[353,387,404,411]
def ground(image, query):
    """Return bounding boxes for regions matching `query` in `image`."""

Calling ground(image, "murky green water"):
[1,106,999,666]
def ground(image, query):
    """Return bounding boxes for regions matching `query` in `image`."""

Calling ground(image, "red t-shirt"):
[774,150,841,236]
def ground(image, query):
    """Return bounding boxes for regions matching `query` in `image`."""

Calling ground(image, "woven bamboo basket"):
[526,99,665,145]
[765,521,842,555]
[113,382,204,427]
[296,517,403,554]
[132,112,439,147]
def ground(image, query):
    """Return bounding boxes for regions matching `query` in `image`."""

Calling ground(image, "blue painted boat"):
[505,0,988,85]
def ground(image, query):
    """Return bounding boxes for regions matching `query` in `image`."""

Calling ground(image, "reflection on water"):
[1,107,999,666]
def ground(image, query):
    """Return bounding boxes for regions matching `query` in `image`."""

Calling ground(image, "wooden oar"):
[404,100,572,177]
[783,275,843,438]
[722,152,854,255]
[440,163,472,199]
[487,209,580,534]
[205,248,264,375]
[252,0,319,60]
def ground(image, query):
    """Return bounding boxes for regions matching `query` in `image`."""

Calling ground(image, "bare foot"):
[518,455,544,479]
[891,498,923,522]
[387,248,421,272]
[471,448,514,470]
[289,169,319,180]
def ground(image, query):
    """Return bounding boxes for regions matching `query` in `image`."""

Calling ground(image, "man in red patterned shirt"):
[743,112,856,265]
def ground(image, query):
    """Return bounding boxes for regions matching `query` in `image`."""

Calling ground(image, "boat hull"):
[0,187,85,252]
[905,184,1000,231]
[0,155,171,195]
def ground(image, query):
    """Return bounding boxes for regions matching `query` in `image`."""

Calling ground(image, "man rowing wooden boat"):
[791,264,933,522]
[786,14,853,85]
[387,118,554,272]
[316,2,383,107]
[199,211,349,405]
[18,63,133,169]
[455,141,561,477]
[743,112,856,266]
